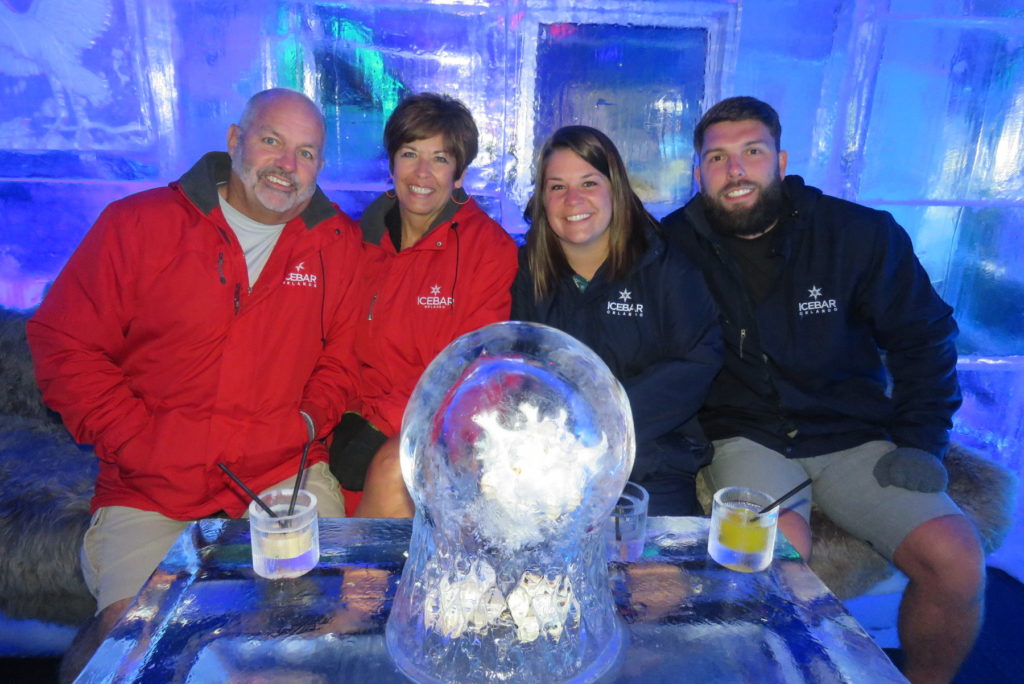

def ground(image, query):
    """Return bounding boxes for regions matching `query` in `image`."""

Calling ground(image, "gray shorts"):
[707,437,963,561]
[82,461,346,613]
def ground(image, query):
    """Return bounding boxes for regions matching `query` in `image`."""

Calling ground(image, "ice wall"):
[0,0,1021,460]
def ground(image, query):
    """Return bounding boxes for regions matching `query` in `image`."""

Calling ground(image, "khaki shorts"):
[706,437,963,561]
[82,461,345,613]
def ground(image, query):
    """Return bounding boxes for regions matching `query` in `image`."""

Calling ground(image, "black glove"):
[329,413,388,491]
[872,447,948,493]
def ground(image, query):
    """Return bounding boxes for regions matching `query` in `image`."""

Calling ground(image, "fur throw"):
[0,415,97,624]
[697,442,1018,599]
[0,307,97,624]
[0,307,51,421]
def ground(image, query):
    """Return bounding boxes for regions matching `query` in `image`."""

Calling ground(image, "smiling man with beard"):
[663,96,984,684]
[28,88,362,682]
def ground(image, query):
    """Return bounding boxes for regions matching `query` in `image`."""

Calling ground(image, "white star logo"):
[808,285,822,300]
[430,284,441,296]
[295,262,306,272]
[618,289,632,302]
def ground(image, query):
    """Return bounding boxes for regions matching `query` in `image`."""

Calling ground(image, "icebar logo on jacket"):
[284,261,319,287]
[606,288,644,317]
[797,285,837,316]
[417,283,454,309]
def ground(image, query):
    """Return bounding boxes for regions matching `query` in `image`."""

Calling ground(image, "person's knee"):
[778,509,812,559]
[97,597,132,635]
[365,447,403,488]
[58,598,132,684]
[895,515,984,597]
[357,439,413,518]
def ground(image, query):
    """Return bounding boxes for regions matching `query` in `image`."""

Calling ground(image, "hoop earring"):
[451,187,469,205]
[385,188,397,199]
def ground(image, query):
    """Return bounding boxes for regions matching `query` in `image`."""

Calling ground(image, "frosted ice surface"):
[387,321,632,683]
[474,404,606,549]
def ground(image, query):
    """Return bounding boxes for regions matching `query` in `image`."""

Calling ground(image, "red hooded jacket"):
[28,152,363,518]
[355,192,518,436]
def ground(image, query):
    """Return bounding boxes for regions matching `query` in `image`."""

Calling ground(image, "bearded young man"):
[28,88,361,682]
[662,96,984,684]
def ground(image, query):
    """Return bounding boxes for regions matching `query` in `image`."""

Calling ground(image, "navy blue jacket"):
[511,230,723,480]
[662,175,961,459]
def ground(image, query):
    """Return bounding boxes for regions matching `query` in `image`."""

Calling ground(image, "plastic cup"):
[708,486,778,573]
[606,482,649,561]
[249,488,320,579]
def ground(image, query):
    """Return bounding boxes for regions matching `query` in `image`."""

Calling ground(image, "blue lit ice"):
[0,0,1020,582]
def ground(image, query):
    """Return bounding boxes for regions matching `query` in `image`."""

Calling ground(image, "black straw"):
[287,440,312,516]
[756,478,812,519]
[613,505,625,542]
[218,462,277,518]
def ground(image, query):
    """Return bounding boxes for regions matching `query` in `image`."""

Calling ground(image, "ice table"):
[77,517,906,682]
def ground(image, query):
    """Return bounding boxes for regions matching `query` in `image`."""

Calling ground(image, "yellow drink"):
[718,507,770,554]
[708,488,778,573]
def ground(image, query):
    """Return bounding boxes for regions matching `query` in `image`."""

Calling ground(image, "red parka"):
[27,153,363,519]
[355,192,518,436]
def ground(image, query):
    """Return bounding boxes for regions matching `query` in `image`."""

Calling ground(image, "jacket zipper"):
[710,240,753,362]
[234,283,241,315]
[367,293,378,321]
[706,210,799,441]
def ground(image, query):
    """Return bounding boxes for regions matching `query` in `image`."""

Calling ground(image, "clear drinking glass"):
[248,488,320,580]
[708,486,778,573]
[606,481,649,561]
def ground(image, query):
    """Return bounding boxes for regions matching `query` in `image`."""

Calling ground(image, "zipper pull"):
[739,328,747,359]
[234,283,241,315]
[367,293,378,321]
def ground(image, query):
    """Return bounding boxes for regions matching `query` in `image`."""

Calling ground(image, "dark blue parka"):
[511,229,723,492]
[662,175,961,459]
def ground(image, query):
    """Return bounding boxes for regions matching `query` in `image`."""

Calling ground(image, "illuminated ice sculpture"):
[386,321,635,683]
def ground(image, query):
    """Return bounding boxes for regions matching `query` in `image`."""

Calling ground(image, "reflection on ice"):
[76,516,906,683]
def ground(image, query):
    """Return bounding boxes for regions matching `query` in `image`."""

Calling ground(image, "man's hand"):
[873,447,948,492]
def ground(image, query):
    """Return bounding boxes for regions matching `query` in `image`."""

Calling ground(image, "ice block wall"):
[0,0,1021,461]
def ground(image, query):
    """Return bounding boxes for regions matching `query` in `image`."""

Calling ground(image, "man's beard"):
[703,175,786,238]
[232,151,315,217]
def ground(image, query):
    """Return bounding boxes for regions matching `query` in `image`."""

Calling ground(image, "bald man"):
[28,89,362,681]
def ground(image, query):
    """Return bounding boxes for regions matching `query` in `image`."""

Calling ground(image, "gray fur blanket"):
[0,415,97,624]
[0,307,97,624]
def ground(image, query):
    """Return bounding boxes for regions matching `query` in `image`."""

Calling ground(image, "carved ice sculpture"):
[386,321,635,683]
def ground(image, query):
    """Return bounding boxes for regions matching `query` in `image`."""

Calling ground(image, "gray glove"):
[873,447,948,492]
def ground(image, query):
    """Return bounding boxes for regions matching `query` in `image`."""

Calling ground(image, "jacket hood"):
[682,174,822,241]
[175,151,339,230]
[359,186,474,246]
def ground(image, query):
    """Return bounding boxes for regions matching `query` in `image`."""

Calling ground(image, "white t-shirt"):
[218,193,286,287]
